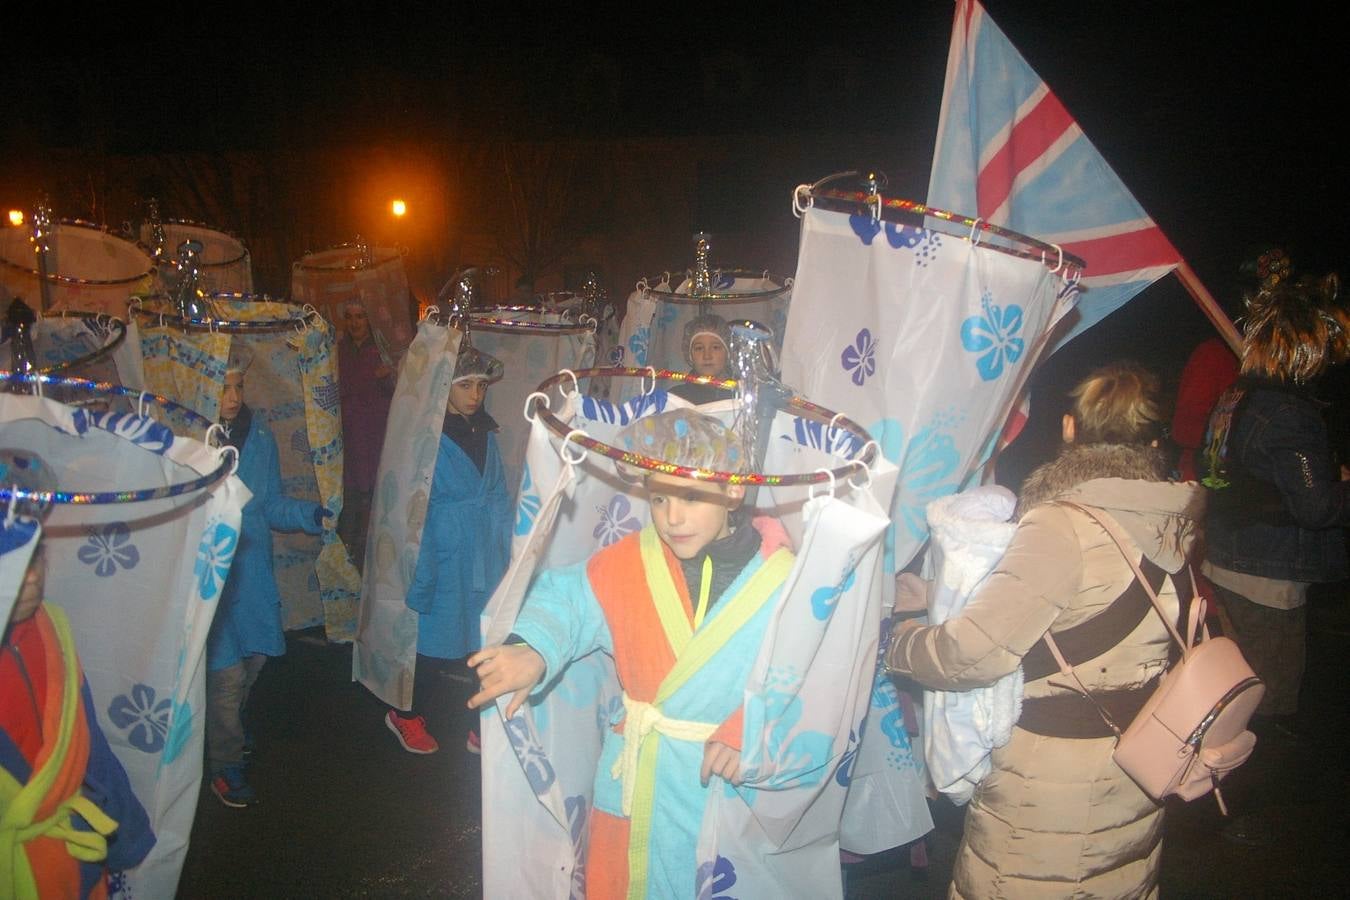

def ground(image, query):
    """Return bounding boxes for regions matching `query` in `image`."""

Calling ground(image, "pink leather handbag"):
[1043,504,1264,812]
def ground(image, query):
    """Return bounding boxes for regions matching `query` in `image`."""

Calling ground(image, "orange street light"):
[390,199,407,218]
[7,210,24,227]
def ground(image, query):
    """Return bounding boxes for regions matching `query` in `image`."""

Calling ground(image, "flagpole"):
[1174,260,1243,354]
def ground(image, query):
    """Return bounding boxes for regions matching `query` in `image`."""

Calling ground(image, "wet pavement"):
[178,594,1350,898]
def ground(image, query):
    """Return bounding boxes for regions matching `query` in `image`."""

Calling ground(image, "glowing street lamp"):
[7,210,24,227]
[390,199,407,218]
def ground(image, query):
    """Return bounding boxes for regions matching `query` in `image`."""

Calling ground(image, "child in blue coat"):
[385,344,511,756]
[206,344,327,807]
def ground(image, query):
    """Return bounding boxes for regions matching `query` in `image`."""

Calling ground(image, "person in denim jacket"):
[1202,273,1350,720]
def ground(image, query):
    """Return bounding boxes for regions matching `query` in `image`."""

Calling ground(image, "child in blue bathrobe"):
[206,344,327,807]
[384,343,511,756]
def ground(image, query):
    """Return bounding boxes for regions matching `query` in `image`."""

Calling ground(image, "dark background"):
[3,1,1346,461]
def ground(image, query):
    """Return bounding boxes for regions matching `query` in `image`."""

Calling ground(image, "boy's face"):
[220,371,245,422]
[647,474,743,559]
[448,378,488,416]
[689,334,728,377]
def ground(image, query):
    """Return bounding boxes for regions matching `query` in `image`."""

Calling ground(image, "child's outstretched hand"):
[700,740,743,788]
[467,643,546,718]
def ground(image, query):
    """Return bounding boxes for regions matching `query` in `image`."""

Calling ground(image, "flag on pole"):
[928,0,1182,346]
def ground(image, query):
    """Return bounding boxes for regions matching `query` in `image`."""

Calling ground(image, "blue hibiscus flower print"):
[655,301,680,328]
[746,689,833,790]
[810,566,856,621]
[195,520,240,601]
[108,684,172,753]
[504,715,556,794]
[77,522,140,577]
[90,410,175,454]
[515,466,543,537]
[782,415,864,457]
[835,728,860,787]
[849,215,883,245]
[870,418,960,571]
[840,328,877,386]
[961,292,1025,381]
[565,794,589,900]
[627,325,651,365]
[695,854,739,900]
[593,495,641,547]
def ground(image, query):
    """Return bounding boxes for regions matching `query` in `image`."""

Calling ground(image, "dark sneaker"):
[211,765,259,808]
[385,710,439,754]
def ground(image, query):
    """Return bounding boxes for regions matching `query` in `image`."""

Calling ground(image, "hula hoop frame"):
[130,296,323,333]
[293,242,403,272]
[0,373,235,506]
[2,312,128,376]
[0,217,156,286]
[805,186,1087,274]
[640,267,791,305]
[527,366,878,487]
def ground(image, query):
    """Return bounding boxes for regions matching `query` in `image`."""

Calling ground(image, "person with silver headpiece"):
[467,409,797,900]
[668,313,736,405]
[336,297,395,572]
[206,343,329,808]
[1,449,156,895]
[384,341,511,756]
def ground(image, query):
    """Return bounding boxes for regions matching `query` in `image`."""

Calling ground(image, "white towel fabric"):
[921,485,1022,805]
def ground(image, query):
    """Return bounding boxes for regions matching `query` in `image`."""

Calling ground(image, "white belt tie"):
[612,692,717,816]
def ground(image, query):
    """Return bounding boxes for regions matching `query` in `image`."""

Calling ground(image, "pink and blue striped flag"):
[928,0,1181,347]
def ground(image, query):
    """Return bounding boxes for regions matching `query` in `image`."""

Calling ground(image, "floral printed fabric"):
[0,392,245,900]
[780,206,1075,855]
[481,398,901,898]
[139,298,361,639]
[353,318,460,710]
[609,277,793,404]
[467,313,595,501]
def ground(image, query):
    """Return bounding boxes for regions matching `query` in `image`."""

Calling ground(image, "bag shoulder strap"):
[1021,555,1164,682]
[1055,502,1192,656]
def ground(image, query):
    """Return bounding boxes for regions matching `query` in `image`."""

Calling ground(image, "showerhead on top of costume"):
[0,447,57,520]
[617,410,742,479]
[453,344,504,384]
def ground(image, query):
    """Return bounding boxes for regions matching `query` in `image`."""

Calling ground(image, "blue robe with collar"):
[207,415,322,672]
[405,431,511,659]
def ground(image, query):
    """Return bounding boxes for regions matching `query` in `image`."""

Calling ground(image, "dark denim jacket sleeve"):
[1238,391,1350,529]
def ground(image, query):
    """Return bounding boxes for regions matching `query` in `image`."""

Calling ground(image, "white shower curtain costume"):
[0,389,247,899]
[478,381,898,899]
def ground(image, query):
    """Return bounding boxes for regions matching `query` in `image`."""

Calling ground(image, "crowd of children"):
[7,265,1348,898]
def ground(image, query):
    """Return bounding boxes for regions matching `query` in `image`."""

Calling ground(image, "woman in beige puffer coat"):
[888,363,1206,899]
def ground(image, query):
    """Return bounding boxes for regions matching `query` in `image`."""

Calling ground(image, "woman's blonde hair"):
[1241,273,1350,384]
[1068,361,1162,445]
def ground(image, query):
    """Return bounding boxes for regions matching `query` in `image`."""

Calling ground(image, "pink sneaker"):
[385,710,439,754]
[466,729,481,755]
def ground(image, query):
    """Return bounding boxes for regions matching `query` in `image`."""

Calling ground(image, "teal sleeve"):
[510,561,613,693]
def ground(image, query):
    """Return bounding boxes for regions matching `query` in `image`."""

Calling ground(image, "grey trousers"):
[1214,584,1306,716]
[206,654,267,771]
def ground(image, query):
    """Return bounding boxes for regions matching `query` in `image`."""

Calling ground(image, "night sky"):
[9,3,1344,268]
[5,1,1346,429]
